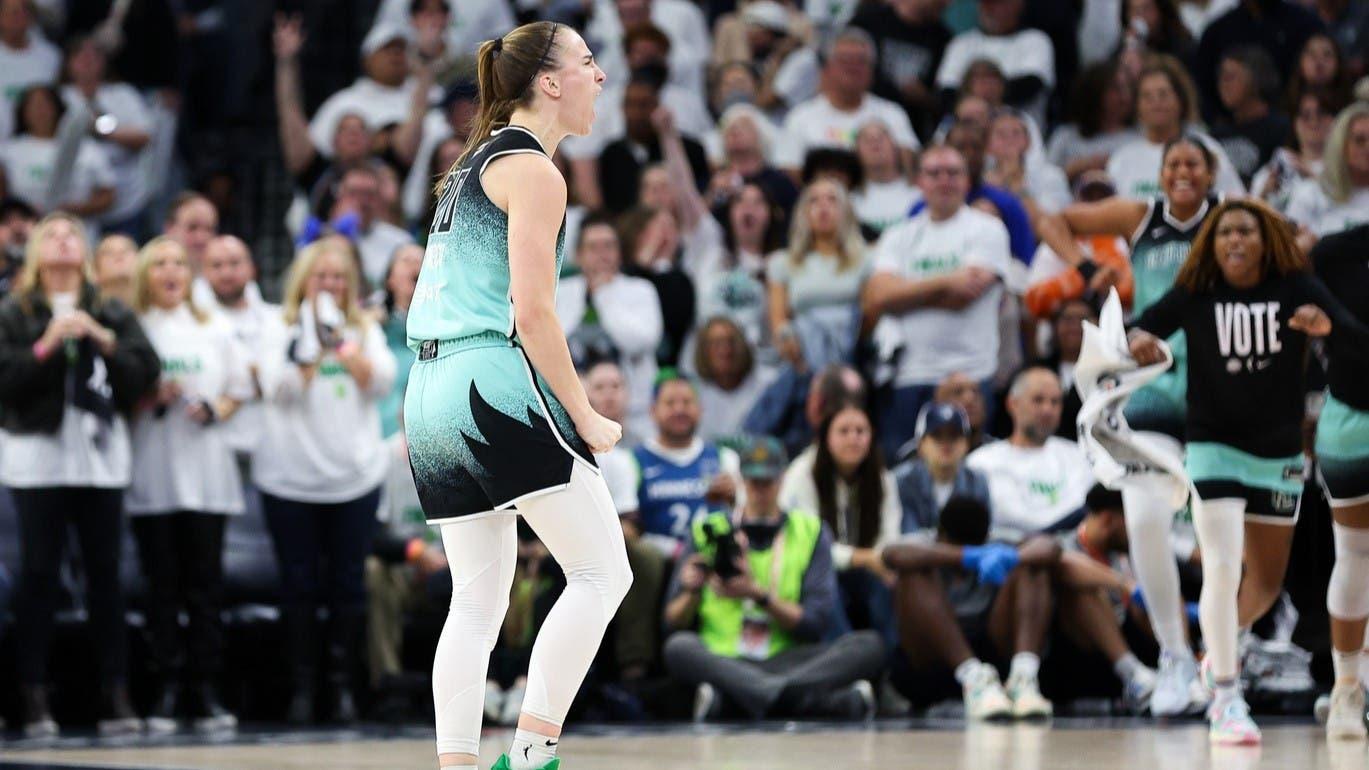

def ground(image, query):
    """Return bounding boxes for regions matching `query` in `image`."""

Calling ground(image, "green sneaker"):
[491,754,561,770]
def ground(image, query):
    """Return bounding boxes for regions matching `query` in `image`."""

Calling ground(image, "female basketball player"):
[403,22,627,770]
[1036,136,1219,715]
[1310,224,1369,739]
[1128,199,1369,744]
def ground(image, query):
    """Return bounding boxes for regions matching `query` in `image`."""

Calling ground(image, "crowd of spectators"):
[0,0,1367,737]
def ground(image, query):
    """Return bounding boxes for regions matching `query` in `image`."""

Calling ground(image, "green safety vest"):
[692,509,822,659]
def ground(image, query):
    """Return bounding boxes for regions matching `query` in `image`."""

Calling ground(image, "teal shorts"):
[403,332,597,523]
[1188,442,1304,525]
[1317,394,1369,506]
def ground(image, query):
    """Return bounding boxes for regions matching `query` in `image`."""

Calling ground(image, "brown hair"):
[1176,199,1306,292]
[455,21,561,169]
[164,191,215,227]
[1137,54,1199,127]
[692,316,754,385]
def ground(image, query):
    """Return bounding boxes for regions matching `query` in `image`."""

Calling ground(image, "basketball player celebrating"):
[1036,136,1220,714]
[1310,224,1369,739]
[403,23,628,770]
[1128,199,1369,745]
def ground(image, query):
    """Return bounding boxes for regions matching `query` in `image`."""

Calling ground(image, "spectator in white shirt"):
[329,164,414,290]
[1286,102,1369,248]
[775,27,920,173]
[706,105,798,214]
[1045,60,1139,183]
[852,119,921,234]
[862,144,1009,459]
[1105,54,1244,198]
[556,212,663,441]
[200,235,277,457]
[965,367,1094,540]
[254,235,397,725]
[692,316,777,442]
[1250,88,1334,215]
[583,358,642,450]
[984,108,1071,216]
[127,236,251,735]
[0,84,114,243]
[306,20,432,167]
[935,0,1056,126]
[61,36,152,237]
[0,0,59,140]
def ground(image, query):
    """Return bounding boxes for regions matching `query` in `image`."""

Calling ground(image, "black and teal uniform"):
[1123,194,1219,439]
[1311,224,1369,506]
[404,126,597,523]
[1134,270,1369,522]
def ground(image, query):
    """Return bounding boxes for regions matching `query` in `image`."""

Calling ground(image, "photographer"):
[662,437,884,722]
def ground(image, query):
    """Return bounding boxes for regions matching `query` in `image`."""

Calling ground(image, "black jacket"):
[0,284,160,434]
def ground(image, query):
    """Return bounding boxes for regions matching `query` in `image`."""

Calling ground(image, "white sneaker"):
[484,680,505,724]
[499,685,524,726]
[1152,650,1199,717]
[1005,672,1053,719]
[1208,692,1260,746]
[1316,693,1332,725]
[962,663,1012,721]
[692,683,718,723]
[1122,666,1158,715]
[1326,682,1368,740]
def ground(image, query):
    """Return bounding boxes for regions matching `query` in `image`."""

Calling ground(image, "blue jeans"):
[834,568,899,650]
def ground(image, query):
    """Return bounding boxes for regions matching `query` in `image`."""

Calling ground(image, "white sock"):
[1194,499,1245,681]
[1009,652,1040,682]
[1114,653,1144,683]
[508,728,559,770]
[954,658,985,687]
[1334,648,1362,685]
[1122,482,1188,652]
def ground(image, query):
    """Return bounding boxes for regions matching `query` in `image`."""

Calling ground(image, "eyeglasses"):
[921,166,965,178]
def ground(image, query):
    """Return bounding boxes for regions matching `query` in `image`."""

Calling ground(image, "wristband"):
[405,538,426,563]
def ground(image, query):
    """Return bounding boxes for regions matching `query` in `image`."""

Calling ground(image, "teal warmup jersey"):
[1123,194,1217,438]
[404,126,596,523]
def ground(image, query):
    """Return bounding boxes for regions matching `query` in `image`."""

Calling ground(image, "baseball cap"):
[362,21,414,58]
[914,401,970,444]
[738,435,788,481]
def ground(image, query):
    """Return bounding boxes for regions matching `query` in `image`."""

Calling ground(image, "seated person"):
[893,402,991,534]
[663,437,885,721]
[883,495,1058,719]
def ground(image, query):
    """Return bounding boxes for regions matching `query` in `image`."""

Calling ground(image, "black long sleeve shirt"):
[1310,225,1369,411]
[1134,271,1369,457]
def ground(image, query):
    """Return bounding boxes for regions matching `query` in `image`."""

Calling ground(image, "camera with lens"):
[701,519,744,580]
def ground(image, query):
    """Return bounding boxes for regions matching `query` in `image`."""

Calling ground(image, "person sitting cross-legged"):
[662,436,885,722]
[884,495,1059,720]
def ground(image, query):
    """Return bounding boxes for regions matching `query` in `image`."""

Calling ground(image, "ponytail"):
[448,21,561,181]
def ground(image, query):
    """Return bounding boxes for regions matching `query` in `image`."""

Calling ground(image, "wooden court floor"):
[3,721,1369,770]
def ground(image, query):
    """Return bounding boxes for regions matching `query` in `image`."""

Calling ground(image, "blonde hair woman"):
[1287,102,1369,246]
[254,234,397,725]
[766,177,869,369]
[127,236,252,734]
[0,213,159,738]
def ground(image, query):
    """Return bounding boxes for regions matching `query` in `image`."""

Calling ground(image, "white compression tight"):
[1122,478,1188,654]
[1327,522,1369,624]
[1193,498,1246,682]
[432,463,633,756]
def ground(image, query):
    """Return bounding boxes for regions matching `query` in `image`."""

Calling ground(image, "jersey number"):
[430,167,471,235]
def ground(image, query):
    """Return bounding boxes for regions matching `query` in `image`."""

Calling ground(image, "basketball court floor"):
[1,719,1366,769]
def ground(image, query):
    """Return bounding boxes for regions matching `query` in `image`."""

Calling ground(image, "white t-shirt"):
[966,437,1095,541]
[1105,132,1246,200]
[127,305,254,515]
[357,220,416,289]
[872,206,1011,387]
[1284,180,1369,237]
[0,135,115,242]
[596,446,640,515]
[0,36,60,139]
[775,93,920,169]
[695,365,778,444]
[853,179,921,234]
[935,29,1055,123]
[0,406,131,488]
[252,314,398,503]
[308,77,422,158]
[203,292,279,455]
[61,83,154,222]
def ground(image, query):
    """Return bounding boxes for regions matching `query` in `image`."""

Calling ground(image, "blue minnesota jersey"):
[407,126,566,349]
[634,443,722,543]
